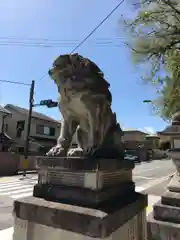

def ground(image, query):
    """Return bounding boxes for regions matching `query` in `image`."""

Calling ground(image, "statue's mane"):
[52,53,112,103]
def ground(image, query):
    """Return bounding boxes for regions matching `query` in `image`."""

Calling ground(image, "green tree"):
[153,76,180,120]
[124,0,180,119]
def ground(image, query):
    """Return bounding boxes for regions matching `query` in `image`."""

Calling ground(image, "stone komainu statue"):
[47,53,124,158]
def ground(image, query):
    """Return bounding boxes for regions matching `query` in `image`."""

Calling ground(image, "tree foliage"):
[124,0,180,119]
[153,76,180,120]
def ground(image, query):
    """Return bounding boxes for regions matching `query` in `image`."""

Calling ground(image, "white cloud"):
[142,127,156,135]
[0,103,5,107]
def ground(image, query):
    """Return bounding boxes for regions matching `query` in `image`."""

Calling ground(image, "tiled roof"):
[123,128,147,134]
[4,104,59,123]
[0,105,11,115]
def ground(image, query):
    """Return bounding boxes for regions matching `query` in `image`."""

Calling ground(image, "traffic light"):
[40,99,58,108]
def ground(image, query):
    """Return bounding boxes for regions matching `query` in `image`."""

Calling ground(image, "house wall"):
[4,106,27,140]
[4,106,77,152]
[123,131,147,142]
[146,136,160,149]
[4,106,61,141]
[0,113,3,132]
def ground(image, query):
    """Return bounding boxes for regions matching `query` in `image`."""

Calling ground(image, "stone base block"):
[162,190,180,207]
[167,173,180,193]
[36,157,134,190]
[154,201,180,223]
[33,181,135,206]
[147,212,180,240]
[13,192,147,239]
[148,190,180,239]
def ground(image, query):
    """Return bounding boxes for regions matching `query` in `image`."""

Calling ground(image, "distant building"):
[0,106,12,151]
[123,129,147,142]
[123,129,158,161]
[2,104,77,154]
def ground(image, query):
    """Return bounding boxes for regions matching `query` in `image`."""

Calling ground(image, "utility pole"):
[23,80,35,177]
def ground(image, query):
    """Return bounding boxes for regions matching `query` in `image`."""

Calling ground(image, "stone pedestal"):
[13,157,148,239]
[147,173,180,239]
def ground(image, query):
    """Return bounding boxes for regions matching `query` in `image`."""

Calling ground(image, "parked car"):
[124,153,140,163]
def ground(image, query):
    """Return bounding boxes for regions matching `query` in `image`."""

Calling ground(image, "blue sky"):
[0,0,167,132]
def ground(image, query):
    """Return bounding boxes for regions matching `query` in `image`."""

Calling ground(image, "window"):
[18,147,24,153]
[36,124,55,136]
[16,121,25,138]
[49,127,55,136]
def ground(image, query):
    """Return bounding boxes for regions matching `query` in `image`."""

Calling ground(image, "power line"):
[0,79,31,86]
[70,0,125,53]
[0,37,125,48]
[0,36,125,42]
[38,0,125,80]
[0,42,123,48]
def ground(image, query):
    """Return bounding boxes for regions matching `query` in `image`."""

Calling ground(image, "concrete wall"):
[0,152,37,175]
[0,152,20,175]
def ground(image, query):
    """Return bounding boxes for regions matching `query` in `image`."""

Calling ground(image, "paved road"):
[0,158,176,239]
[133,159,175,190]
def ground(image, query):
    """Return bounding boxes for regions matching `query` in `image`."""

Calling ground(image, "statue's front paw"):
[84,145,99,156]
[67,147,83,157]
[46,145,66,157]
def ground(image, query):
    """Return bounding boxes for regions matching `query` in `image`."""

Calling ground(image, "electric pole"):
[23,80,35,177]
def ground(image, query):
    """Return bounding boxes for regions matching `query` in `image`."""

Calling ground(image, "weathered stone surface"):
[148,111,180,239]
[33,181,135,206]
[162,190,180,207]
[46,53,124,158]
[166,173,180,192]
[36,156,134,171]
[36,157,134,191]
[148,185,180,238]
[154,201,180,223]
[147,212,180,240]
[38,168,132,190]
[13,210,147,240]
[13,192,147,238]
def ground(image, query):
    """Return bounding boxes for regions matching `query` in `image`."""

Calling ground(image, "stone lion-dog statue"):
[47,53,124,158]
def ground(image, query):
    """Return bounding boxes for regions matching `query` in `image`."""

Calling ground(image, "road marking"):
[133,176,155,180]
[12,192,35,199]
[134,166,165,173]
[0,183,26,188]
[135,186,145,192]
[0,177,16,182]
[0,187,33,195]
[0,227,13,240]
[140,173,174,190]
[0,185,32,192]
[0,177,37,199]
